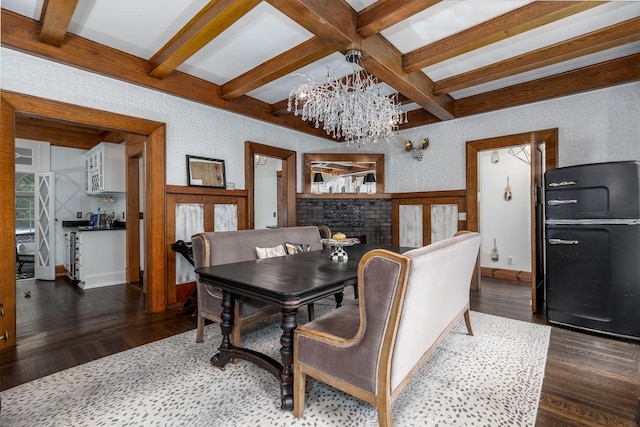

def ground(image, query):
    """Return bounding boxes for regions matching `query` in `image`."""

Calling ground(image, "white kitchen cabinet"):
[84,142,125,194]
[75,229,126,289]
[63,230,71,274]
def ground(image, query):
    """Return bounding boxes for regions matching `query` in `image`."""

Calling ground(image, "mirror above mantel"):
[303,153,384,195]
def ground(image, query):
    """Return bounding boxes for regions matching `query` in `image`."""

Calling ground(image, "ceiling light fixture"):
[288,49,407,144]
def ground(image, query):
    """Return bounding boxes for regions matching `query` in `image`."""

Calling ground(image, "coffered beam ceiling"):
[434,17,640,95]
[220,37,334,101]
[148,0,261,78]
[2,0,639,142]
[265,0,454,120]
[402,1,604,71]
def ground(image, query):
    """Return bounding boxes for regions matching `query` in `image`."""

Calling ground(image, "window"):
[16,174,35,231]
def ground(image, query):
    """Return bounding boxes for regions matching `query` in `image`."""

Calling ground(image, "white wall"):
[254,157,281,229]
[478,147,531,271]
[2,47,639,199]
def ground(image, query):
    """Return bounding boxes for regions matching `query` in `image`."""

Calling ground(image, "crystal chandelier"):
[287,49,407,143]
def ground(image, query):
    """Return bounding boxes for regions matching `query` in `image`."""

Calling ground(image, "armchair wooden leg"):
[463,308,474,336]
[293,365,306,418]
[375,399,392,427]
[196,314,205,343]
[231,323,241,347]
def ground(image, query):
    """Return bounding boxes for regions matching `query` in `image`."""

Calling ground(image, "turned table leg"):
[211,290,235,368]
[279,308,298,410]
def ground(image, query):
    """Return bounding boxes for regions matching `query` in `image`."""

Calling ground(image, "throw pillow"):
[256,244,287,259]
[285,242,311,255]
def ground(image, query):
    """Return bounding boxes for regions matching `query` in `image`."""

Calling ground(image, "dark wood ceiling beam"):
[1,10,331,140]
[148,0,261,78]
[15,117,103,149]
[357,0,441,38]
[270,98,290,116]
[266,0,454,120]
[398,108,439,129]
[361,34,453,118]
[38,0,79,47]
[434,17,640,96]
[221,37,334,101]
[265,0,361,49]
[17,115,104,135]
[403,1,605,72]
[454,53,640,117]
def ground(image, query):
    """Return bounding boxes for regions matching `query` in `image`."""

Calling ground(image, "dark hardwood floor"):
[2,276,639,426]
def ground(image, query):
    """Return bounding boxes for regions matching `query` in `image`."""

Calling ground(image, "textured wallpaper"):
[2,47,639,194]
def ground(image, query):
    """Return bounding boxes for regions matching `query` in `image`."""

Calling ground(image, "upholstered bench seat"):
[294,231,481,427]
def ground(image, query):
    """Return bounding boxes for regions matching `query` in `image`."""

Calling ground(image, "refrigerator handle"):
[548,180,577,187]
[547,199,578,206]
[549,238,579,245]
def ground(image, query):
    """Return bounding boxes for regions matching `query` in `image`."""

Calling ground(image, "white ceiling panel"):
[67,0,210,59]
[1,0,42,19]
[177,2,313,85]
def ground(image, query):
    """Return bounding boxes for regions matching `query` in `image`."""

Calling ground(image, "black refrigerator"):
[545,161,640,340]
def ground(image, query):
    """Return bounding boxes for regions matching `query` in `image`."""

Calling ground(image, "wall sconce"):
[364,172,376,193]
[405,138,429,161]
[254,154,267,166]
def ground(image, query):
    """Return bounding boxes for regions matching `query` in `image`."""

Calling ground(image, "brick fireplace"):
[297,197,392,245]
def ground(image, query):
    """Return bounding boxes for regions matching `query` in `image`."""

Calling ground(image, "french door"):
[35,172,55,280]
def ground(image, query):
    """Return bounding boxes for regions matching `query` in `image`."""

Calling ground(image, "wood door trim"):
[1,91,168,353]
[465,128,557,309]
[245,141,296,229]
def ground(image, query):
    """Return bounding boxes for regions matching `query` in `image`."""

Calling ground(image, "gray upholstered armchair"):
[293,232,481,427]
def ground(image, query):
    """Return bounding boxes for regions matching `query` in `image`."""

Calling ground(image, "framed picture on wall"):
[186,155,226,188]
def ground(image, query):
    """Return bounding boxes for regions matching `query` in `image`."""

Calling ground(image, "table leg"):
[279,308,298,410]
[334,291,344,307]
[211,290,235,369]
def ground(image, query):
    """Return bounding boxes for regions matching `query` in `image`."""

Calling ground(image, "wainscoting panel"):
[399,205,423,247]
[166,186,247,307]
[431,204,458,243]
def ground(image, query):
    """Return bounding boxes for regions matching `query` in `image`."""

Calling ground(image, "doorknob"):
[2,331,8,342]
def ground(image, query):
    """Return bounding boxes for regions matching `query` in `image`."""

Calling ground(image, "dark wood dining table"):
[195,243,410,410]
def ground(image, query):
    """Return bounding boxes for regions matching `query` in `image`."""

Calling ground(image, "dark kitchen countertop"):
[62,220,126,231]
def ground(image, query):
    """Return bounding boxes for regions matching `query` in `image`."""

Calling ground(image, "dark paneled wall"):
[297,198,392,245]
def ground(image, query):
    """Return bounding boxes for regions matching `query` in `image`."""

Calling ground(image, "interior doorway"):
[1,91,167,352]
[466,129,557,313]
[245,141,297,229]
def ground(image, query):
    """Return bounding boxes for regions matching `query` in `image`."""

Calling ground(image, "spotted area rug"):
[0,309,549,426]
